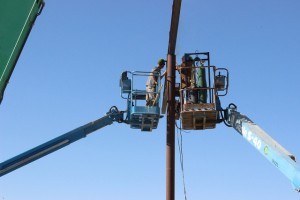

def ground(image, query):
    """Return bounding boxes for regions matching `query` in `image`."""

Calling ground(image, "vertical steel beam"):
[166,54,176,200]
[168,0,182,54]
[166,1,181,200]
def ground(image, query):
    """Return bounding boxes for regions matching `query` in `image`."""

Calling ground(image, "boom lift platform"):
[174,51,300,191]
[176,52,228,130]
[120,71,161,131]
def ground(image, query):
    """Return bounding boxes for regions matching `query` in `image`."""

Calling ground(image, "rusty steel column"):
[166,53,176,200]
[166,1,181,200]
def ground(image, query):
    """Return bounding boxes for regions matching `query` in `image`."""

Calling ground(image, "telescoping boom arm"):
[0,106,124,177]
[226,105,300,191]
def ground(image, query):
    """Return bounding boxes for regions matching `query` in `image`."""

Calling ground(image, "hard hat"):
[158,59,166,65]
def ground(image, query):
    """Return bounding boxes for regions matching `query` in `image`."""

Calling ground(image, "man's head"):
[158,59,166,69]
[182,55,193,63]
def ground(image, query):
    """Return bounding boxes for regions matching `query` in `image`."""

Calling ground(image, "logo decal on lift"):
[241,125,262,150]
[264,146,269,155]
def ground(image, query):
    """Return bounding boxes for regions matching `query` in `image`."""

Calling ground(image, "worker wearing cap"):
[146,59,166,106]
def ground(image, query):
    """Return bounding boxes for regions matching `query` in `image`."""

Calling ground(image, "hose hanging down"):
[176,121,188,200]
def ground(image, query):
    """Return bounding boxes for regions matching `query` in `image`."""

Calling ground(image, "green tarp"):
[0,0,44,103]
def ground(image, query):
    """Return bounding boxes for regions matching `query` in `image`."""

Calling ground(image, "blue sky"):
[1,0,300,199]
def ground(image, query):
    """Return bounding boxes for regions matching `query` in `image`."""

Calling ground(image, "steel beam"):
[166,1,181,200]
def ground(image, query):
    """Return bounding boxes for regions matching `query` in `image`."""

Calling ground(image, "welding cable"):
[176,120,188,200]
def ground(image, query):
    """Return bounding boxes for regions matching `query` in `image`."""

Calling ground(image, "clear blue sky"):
[1,0,300,199]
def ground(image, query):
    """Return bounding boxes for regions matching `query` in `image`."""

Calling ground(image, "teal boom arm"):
[0,107,124,177]
[227,108,300,191]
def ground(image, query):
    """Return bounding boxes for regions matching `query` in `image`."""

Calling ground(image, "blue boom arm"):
[227,106,300,191]
[0,106,124,177]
